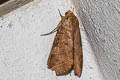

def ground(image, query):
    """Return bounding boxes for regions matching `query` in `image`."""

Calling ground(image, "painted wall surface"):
[0,0,109,80]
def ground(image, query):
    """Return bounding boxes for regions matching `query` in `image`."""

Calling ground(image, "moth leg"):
[40,27,58,36]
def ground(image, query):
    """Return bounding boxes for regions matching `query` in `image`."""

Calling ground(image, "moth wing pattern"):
[47,21,74,75]
[47,10,83,77]
[73,18,83,77]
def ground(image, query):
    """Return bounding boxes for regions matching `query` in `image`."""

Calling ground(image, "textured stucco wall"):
[72,0,120,80]
[0,0,105,80]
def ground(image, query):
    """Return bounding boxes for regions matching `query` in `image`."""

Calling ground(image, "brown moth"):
[41,10,83,77]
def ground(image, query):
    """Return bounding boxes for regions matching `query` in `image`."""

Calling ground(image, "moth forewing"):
[47,11,74,76]
[73,20,83,77]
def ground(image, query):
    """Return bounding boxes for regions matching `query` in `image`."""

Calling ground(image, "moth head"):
[65,10,75,17]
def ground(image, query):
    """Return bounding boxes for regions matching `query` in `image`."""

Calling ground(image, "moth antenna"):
[72,8,74,12]
[58,9,62,17]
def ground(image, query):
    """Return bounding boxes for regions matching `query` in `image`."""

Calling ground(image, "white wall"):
[0,0,105,80]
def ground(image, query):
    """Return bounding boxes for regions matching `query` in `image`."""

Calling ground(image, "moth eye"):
[65,12,68,15]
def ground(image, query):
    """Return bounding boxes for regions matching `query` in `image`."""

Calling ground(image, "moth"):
[41,10,83,77]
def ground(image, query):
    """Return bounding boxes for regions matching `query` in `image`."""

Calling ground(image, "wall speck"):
[118,43,120,49]
[102,39,106,42]
[115,64,118,67]
[118,69,120,72]
[113,59,117,63]
[7,22,13,28]
[89,77,92,79]
[0,25,2,28]
[89,66,93,69]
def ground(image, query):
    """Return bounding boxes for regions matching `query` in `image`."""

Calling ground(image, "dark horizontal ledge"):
[0,0,9,5]
[0,0,34,17]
